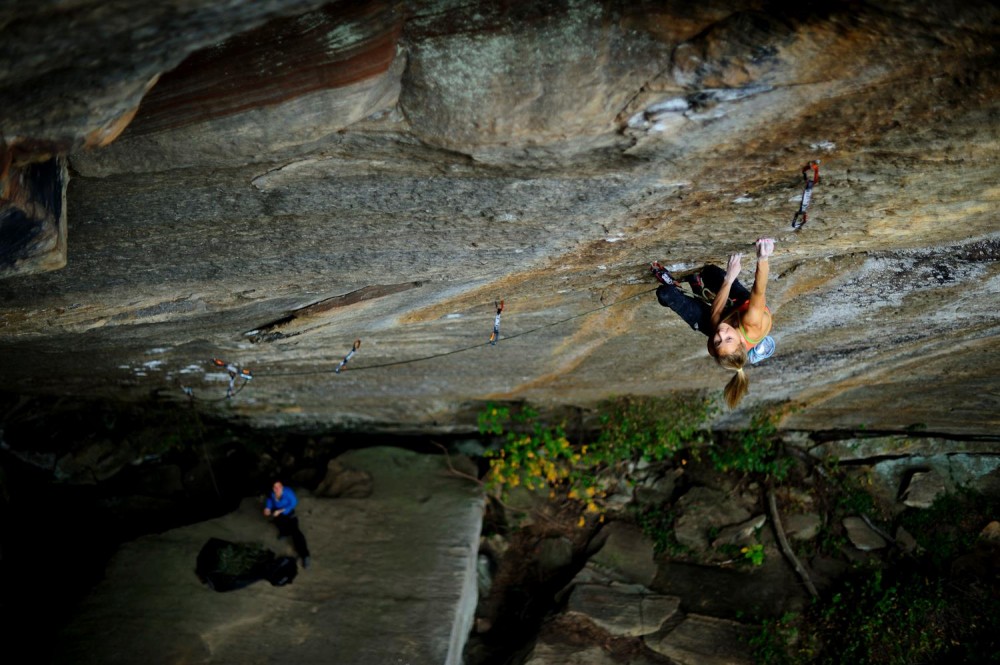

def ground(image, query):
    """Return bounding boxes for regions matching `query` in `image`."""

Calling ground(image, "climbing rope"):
[181,160,818,398]
[243,287,657,380]
[186,400,222,498]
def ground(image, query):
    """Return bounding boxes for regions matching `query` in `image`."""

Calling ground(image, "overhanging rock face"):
[71,0,408,175]
[0,0,999,434]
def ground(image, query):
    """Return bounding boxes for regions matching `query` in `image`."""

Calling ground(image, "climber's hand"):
[756,238,775,260]
[725,253,743,283]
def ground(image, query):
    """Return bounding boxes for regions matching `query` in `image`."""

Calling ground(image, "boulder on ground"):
[843,516,888,551]
[538,536,575,575]
[645,614,754,665]
[901,470,947,508]
[524,643,619,665]
[566,583,681,637]
[589,522,657,586]
[710,514,766,548]
[674,487,752,553]
[784,513,822,541]
[314,457,373,498]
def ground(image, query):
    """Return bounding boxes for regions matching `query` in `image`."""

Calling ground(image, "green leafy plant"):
[833,476,876,516]
[479,404,578,492]
[741,542,765,566]
[820,570,953,664]
[717,539,766,566]
[751,571,957,664]
[594,394,715,463]
[479,396,714,523]
[633,504,689,556]
[816,524,846,558]
[751,612,810,664]
[900,487,1000,568]
[752,488,1000,664]
[477,404,511,436]
[707,409,790,480]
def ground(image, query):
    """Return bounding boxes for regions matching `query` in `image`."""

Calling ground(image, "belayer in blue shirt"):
[264,481,311,568]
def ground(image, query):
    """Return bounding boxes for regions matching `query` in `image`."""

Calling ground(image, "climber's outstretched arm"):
[709,253,741,330]
[743,238,773,328]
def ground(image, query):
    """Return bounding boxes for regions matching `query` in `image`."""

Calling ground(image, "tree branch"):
[767,486,819,599]
[432,441,484,485]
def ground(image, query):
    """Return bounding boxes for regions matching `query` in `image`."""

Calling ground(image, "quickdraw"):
[212,357,253,398]
[335,339,362,373]
[791,160,820,230]
[489,300,504,345]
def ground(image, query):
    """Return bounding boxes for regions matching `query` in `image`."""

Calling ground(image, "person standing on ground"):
[264,480,310,569]
[651,238,776,408]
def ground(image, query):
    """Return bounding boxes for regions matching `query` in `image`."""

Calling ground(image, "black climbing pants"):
[656,265,751,336]
[273,514,310,560]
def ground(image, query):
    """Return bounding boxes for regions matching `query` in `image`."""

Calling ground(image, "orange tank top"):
[729,302,772,351]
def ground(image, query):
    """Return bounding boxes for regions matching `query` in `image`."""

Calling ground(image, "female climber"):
[650,238,775,408]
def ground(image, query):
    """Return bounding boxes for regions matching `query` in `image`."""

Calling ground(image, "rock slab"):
[53,447,484,665]
[566,583,681,637]
[674,487,752,552]
[589,521,657,586]
[843,516,888,551]
[645,614,754,665]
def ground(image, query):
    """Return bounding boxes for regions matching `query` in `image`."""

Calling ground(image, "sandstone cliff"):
[1,0,998,435]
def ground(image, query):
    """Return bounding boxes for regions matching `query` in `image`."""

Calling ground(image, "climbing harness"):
[213,357,253,398]
[664,241,777,365]
[489,300,504,345]
[334,339,362,373]
[791,160,820,230]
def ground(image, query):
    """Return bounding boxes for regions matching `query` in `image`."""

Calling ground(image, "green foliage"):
[752,571,960,665]
[717,538,766,566]
[742,542,765,566]
[751,612,810,664]
[633,505,689,556]
[820,570,953,664]
[594,394,715,463]
[478,397,713,522]
[477,404,511,436]
[707,409,790,480]
[900,486,1000,568]
[754,489,1000,664]
[811,457,881,557]
[833,476,876,517]
[815,524,847,558]
[479,404,579,492]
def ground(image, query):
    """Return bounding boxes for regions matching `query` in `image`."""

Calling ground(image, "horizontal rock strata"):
[0,0,999,435]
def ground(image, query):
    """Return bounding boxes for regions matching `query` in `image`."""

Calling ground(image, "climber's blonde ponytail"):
[716,348,749,408]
